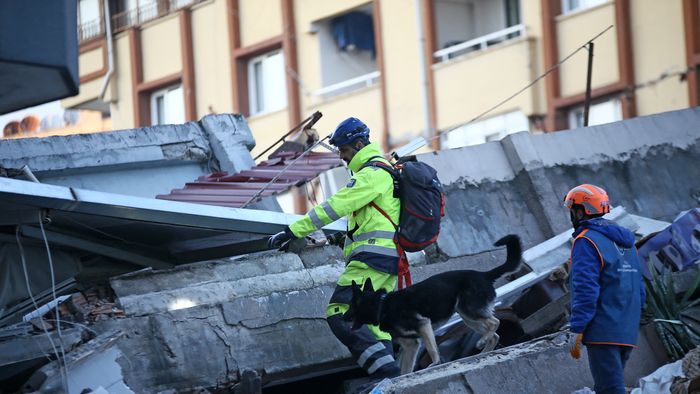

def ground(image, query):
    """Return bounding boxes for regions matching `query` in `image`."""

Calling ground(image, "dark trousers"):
[586,344,632,394]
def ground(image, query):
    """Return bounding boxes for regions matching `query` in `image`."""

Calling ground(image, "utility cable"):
[16,226,69,391]
[241,135,331,208]
[242,26,616,210]
[38,212,69,392]
[429,24,614,144]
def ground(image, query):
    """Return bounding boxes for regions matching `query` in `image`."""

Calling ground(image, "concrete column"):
[499,132,570,238]
[199,114,256,175]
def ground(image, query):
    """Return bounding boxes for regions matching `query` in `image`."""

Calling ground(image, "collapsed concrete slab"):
[422,107,700,258]
[19,205,669,392]
[375,327,668,394]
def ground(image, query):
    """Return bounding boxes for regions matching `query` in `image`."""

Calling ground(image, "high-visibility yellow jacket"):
[289,143,400,274]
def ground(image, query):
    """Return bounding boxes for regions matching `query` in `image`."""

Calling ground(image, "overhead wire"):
[242,25,616,210]
[241,135,331,208]
[428,24,614,144]
[15,225,69,391]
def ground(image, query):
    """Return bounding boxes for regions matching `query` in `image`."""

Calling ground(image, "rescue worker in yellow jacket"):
[268,117,401,378]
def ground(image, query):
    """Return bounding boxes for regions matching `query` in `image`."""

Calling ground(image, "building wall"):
[110,33,135,128]
[191,0,234,117]
[239,0,283,46]
[59,0,699,168]
[141,15,183,82]
[381,0,424,144]
[556,1,619,97]
[247,108,289,158]
[630,0,689,115]
[434,38,537,130]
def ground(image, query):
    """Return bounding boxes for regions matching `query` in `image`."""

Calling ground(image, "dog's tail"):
[485,234,522,282]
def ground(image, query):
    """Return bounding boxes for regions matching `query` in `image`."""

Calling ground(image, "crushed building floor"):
[0,206,671,393]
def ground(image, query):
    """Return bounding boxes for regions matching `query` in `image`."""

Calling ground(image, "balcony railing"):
[433,24,525,63]
[78,18,104,42]
[112,0,204,33]
[313,71,380,98]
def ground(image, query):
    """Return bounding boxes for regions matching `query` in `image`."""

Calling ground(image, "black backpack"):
[361,156,445,252]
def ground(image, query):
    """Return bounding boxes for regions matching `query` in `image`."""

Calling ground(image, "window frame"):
[567,97,622,129]
[246,49,287,116]
[149,84,185,126]
[561,0,609,15]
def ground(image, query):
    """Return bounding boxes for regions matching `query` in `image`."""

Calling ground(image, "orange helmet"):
[563,184,610,215]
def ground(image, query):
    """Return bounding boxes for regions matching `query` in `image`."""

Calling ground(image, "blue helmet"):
[329,117,370,147]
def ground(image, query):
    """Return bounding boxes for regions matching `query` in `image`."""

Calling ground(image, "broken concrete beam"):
[382,332,592,394]
[92,297,349,393]
[111,251,346,316]
[0,327,84,367]
[199,113,256,175]
[29,331,133,394]
[520,293,570,338]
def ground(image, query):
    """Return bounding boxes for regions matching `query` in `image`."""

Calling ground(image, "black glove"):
[268,227,295,249]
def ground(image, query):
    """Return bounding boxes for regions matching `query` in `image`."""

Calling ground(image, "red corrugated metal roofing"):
[156,151,343,208]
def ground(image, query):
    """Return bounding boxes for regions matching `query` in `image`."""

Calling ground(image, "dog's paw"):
[428,360,442,368]
[476,333,499,351]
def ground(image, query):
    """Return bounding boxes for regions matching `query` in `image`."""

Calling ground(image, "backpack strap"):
[369,201,397,229]
[360,156,400,198]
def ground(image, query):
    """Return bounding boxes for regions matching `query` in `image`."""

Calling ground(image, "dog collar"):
[376,293,387,324]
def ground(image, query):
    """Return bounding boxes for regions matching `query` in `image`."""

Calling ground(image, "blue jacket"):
[569,218,646,346]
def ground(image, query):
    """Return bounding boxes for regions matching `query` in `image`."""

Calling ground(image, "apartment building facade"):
[66,0,699,156]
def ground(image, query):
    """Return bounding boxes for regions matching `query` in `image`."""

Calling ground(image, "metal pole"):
[414,0,432,142]
[253,111,322,161]
[583,42,594,127]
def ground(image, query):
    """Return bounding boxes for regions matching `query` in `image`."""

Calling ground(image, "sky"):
[0,100,64,128]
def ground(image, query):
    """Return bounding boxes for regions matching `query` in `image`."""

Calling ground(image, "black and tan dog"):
[344,234,522,374]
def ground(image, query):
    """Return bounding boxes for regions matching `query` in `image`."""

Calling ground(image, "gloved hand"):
[569,332,583,359]
[268,227,295,249]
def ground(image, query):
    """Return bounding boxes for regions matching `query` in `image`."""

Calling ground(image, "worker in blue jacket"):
[564,184,646,394]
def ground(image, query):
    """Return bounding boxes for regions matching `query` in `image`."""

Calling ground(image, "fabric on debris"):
[638,208,700,278]
[330,11,375,57]
[630,360,683,394]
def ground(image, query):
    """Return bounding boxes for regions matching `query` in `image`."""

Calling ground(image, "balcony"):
[433,24,525,63]
[433,36,540,131]
[78,18,105,42]
[112,0,205,33]
[313,71,380,98]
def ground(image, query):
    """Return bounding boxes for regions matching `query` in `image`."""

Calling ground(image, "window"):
[567,98,622,129]
[122,0,158,25]
[151,85,185,125]
[561,0,608,14]
[78,0,102,41]
[441,111,529,149]
[171,0,195,9]
[248,50,288,115]
[314,6,378,97]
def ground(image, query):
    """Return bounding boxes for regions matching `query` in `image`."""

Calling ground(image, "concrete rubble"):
[0,108,698,392]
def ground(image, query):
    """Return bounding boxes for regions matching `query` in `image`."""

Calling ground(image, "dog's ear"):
[343,305,355,322]
[351,280,361,297]
[363,277,374,292]
[351,317,363,331]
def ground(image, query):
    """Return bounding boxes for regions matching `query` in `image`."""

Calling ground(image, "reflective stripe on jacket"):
[289,143,400,273]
